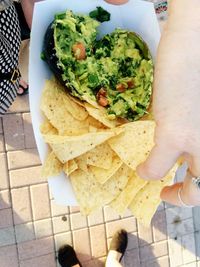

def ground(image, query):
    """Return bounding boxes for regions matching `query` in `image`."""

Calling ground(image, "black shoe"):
[58,244,82,267]
[109,229,128,261]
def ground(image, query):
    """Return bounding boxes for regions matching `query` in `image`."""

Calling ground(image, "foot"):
[58,244,82,267]
[17,79,29,96]
[108,229,128,262]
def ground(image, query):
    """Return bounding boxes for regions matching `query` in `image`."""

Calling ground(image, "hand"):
[137,0,200,206]
[104,0,129,5]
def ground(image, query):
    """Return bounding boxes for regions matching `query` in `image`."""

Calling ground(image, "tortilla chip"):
[43,128,124,163]
[40,80,89,135]
[70,163,131,215]
[85,143,114,170]
[40,120,58,135]
[110,172,147,215]
[63,159,78,176]
[129,163,178,226]
[41,151,63,178]
[108,121,155,170]
[70,169,114,215]
[84,103,119,128]
[89,155,123,184]
[74,154,88,172]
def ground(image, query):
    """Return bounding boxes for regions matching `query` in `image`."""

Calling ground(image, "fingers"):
[160,183,183,206]
[161,172,200,207]
[188,151,200,177]
[137,144,180,180]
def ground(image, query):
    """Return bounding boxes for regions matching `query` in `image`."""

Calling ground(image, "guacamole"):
[43,10,153,121]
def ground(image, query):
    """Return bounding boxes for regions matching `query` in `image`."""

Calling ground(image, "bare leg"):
[20,0,42,28]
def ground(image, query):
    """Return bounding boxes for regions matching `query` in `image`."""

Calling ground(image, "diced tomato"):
[72,43,86,60]
[127,80,135,88]
[116,83,126,93]
[98,96,109,107]
[98,87,107,97]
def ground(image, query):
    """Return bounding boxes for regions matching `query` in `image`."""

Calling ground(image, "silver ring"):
[191,176,200,189]
[177,186,194,208]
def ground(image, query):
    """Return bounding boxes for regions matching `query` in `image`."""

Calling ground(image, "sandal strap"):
[0,68,21,84]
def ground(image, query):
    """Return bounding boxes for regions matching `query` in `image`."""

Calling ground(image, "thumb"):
[137,144,180,180]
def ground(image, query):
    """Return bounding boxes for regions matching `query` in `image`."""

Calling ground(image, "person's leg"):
[105,229,128,267]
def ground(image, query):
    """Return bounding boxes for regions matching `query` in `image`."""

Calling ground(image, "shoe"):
[58,244,82,267]
[109,229,128,261]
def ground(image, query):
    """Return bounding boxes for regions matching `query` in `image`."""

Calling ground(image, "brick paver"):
[0,4,199,267]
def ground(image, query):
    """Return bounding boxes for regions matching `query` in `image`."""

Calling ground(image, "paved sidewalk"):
[0,3,200,267]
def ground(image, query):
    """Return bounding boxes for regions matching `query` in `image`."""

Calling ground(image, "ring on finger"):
[177,186,194,208]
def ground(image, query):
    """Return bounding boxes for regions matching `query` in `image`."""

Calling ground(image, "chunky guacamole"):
[43,10,153,121]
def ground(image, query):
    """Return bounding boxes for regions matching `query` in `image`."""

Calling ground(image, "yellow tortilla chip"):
[70,163,131,215]
[128,163,178,226]
[40,120,58,135]
[41,151,63,178]
[63,159,78,176]
[108,121,155,170]
[85,143,114,170]
[74,155,88,172]
[110,172,147,215]
[43,128,123,163]
[89,156,123,184]
[40,80,89,135]
[84,103,118,128]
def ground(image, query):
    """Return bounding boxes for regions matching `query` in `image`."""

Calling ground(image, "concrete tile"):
[11,187,32,224]
[140,241,168,262]
[182,233,196,265]
[106,217,137,238]
[167,218,194,239]
[70,212,87,230]
[120,209,133,218]
[3,113,25,151]
[69,206,80,213]
[30,183,50,220]
[51,200,69,217]
[104,206,120,222]
[8,95,30,114]
[7,148,41,170]
[140,256,170,267]
[54,231,72,252]
[165,206,193,225]
[20,253,56,267]
[18,236,54,260]
[0,134,5,152]
[168,237,183,266]
[127,233,139,250]
[34,218,53,238]
[15,222,35,243]
[0,208,13,229]
[87,208,104,226]
[195,231,200,261]
[22,113,37,149]
[52,215,70,234]
[193,207,200,231]
[152,210,167,242]
[10,166,46,188]
[0,227,15,247]
[73,228,91,262]
[0,244,18,267]
[83,258,105,267]
[0,190,11,209]
[138,221,153,246]
[0,153,9,190]
[90,224,107,258]
[124,248,140,267]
